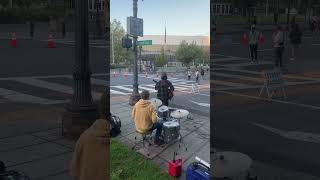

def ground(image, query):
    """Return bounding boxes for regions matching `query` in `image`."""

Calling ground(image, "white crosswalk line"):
[14,77,102,100]
[110,89,129,95]
[138,86,157,92]
[113,86,142,93]
[0,88,68,104]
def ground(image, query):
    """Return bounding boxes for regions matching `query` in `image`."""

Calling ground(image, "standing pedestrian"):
[195,69,200,83]
[248,24,260,63]
[200,68,205,80]
[273,25,285,70]
[155,73,174,106]
[187,69,191,80]
[289,23,302,61]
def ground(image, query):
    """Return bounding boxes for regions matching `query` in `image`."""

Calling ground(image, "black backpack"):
[109,114,121,137]
[0,161,31,180]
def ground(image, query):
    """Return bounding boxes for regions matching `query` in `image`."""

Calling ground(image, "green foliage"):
[111,19,133,64]
[111,139,173,180]
[155,47,167,67]
[175,40,203,66]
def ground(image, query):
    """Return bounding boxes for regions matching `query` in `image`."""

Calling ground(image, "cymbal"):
[212,151,252,178]
[149,98,162,107]
[158,105,169,112]
[170,109,189,118]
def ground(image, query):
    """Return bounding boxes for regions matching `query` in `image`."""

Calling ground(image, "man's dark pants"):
[150,122,163,141]
[274,47,284,67]
[249,44,258,62]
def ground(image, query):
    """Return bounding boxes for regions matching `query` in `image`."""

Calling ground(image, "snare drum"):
[163,121,180,143]
[157,106,169,119]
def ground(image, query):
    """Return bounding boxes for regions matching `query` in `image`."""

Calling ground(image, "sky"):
[110,0,210,36]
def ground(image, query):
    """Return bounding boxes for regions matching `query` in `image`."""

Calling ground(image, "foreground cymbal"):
[212,151,252,178]
[170,109,189,118]
[158,105,169,112]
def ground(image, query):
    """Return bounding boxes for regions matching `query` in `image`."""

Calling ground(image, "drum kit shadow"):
[149,98,189,151]
[211,150,253,180]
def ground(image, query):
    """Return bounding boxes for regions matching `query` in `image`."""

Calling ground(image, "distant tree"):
[155,47,167,67]
[111,19,133,65]
[176,40,203,66]
[0,0,10,10]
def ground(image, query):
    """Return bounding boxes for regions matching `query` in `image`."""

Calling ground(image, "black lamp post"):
[128,0,142,106]
[96,0,102,37]
[62,0,99,139]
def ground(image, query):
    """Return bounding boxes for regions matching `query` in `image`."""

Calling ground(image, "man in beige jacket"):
[132,90,164,145]
[70,91,110,180]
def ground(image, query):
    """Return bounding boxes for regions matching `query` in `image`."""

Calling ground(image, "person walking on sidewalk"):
[155,73,174,106]
[273,25,285,70]
[289,23,302,61]
[132,90,164,145]
[248,24,260,63]
[70,91,110,180]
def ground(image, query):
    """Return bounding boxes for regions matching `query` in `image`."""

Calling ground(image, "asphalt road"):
[0,39,107,77]
[212,31,320,176]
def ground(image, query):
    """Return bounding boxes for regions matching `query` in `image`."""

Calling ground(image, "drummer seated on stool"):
[132,90,164,145]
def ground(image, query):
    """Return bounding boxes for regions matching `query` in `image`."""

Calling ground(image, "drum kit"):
[149,98,189,148]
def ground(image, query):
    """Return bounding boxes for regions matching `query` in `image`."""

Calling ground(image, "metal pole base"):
[62,103,99,140]
[129,92,141,106]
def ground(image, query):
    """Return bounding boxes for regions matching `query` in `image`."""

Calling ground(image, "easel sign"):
[259,68,287,100]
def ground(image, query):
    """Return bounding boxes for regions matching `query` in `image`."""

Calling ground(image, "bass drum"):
[163,121,180,143]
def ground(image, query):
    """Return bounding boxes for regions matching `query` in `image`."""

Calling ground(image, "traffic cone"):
[242,33,248,44]
[10,32,17,47]
[48,34,56,48]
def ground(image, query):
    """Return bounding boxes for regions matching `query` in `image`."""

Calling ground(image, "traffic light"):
[122,35,132,49]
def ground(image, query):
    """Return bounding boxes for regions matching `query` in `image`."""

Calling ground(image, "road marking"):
[13,77,102,100]
[138,86,157,92]
[213,80,247,87]
[213,72,263,82]
[251,122,320,143]
[0,88,68,104]
[218,91,320,110]
[0,73,107,81]
[112,86,142,93]
[189,100,210,107]
[312,44,320,46]
[258,49,273,52]
[110,89,130,95]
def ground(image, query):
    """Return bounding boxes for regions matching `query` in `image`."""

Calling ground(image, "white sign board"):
[259,69,287,99]
[127,16,143,37]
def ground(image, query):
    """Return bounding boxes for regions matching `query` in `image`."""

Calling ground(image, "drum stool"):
[132,130,153,157]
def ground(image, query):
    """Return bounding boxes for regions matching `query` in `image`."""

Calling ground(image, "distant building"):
[137,35,210,68]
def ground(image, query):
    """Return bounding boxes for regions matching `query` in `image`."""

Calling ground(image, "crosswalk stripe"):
[113,86,142,93]
[213,80,247,87]
[14,77,102,100]
[110,89,130,95]
[138,86,157,92]
[0,87,68,105]
[213,72,263,82]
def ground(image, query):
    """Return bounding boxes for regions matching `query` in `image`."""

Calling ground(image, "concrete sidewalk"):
[110,96,210,179]
[0,103,74,180]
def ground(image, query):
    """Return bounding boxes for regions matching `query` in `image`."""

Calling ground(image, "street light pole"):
[111,29,115,64]
[96,0,102,37]
[129,0,141,106]
[62,0,99,139]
